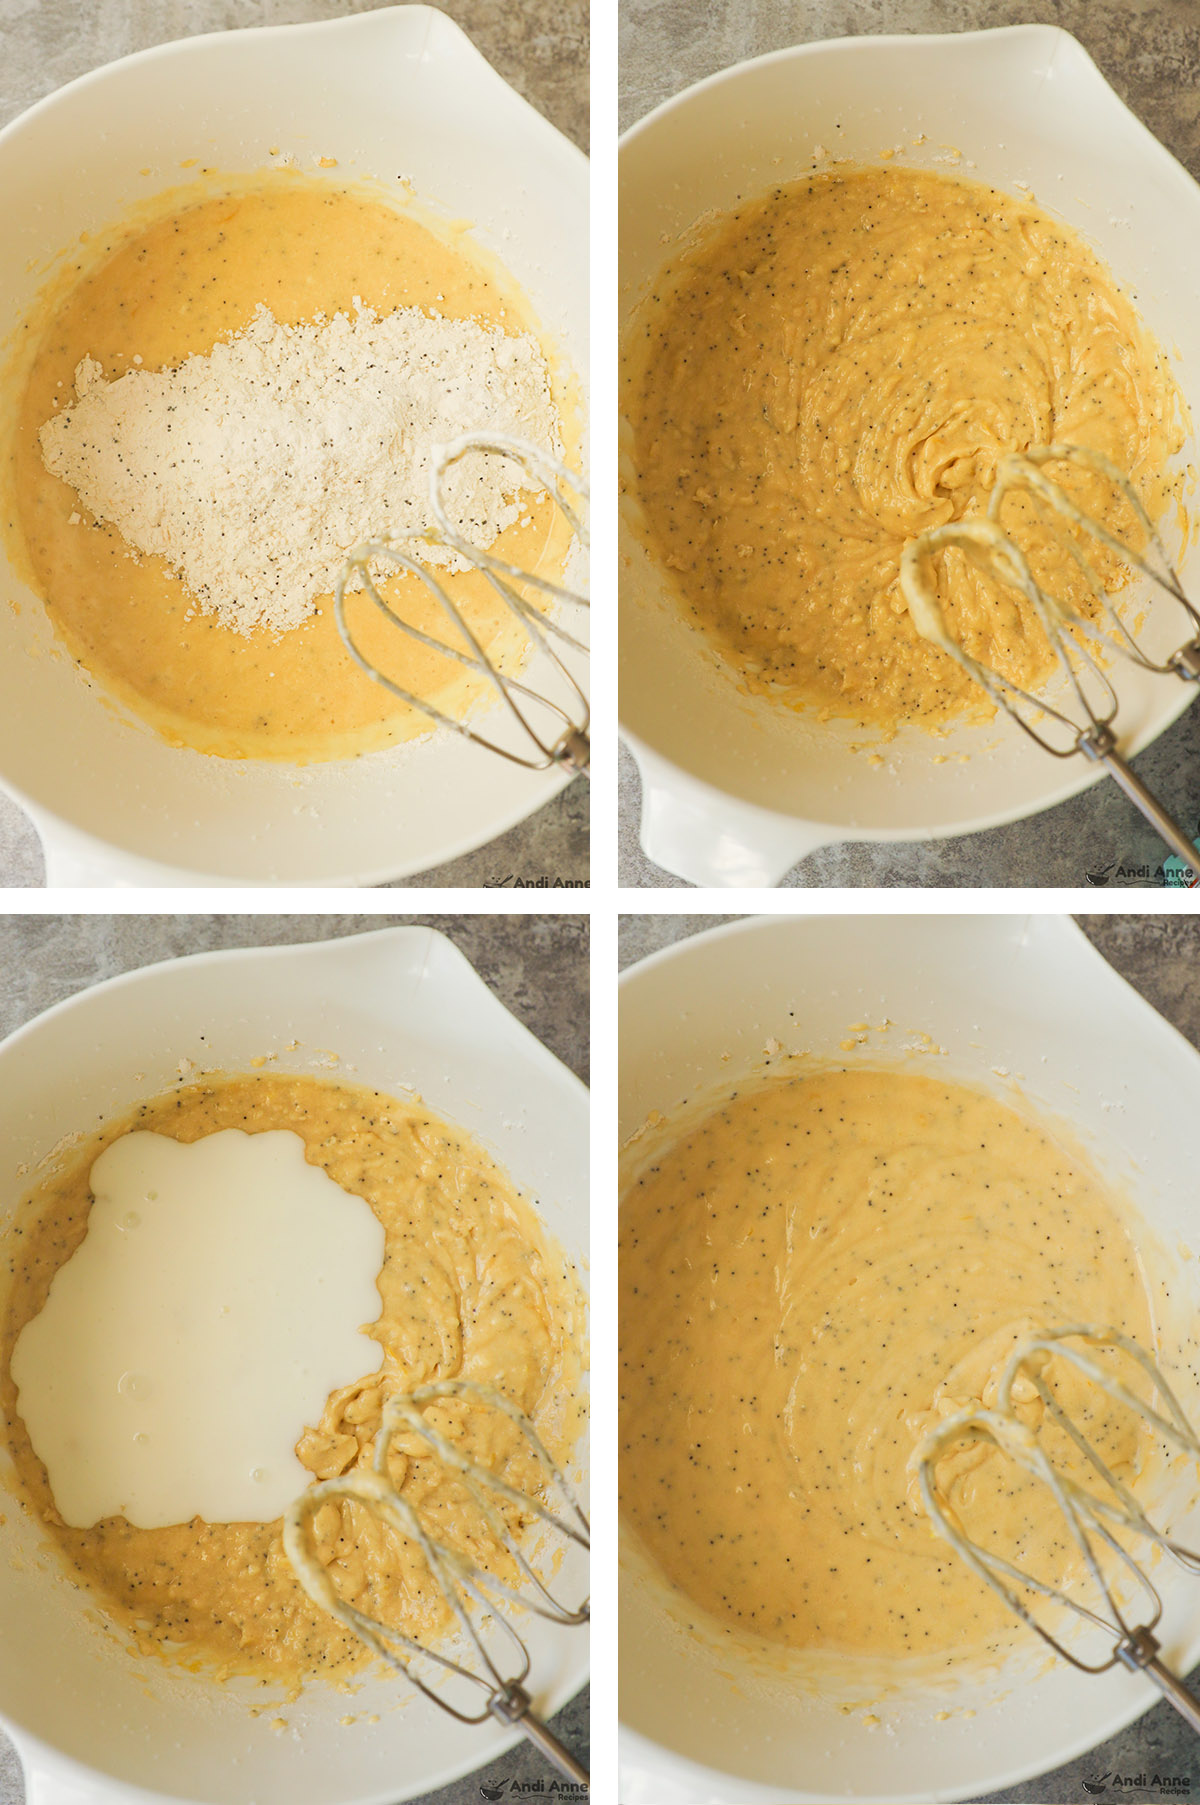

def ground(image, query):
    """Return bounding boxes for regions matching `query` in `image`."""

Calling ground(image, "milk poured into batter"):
[12,1128,385,1528]
[2,1073,586,1684]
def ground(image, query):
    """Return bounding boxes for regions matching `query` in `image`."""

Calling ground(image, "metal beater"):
[283,1378,589,1786]
[334,433,589,773]
[916,1324,1200,1731]
[899,444,1200,873]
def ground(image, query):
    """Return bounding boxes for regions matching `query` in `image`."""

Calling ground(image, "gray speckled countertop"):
[0,913,588,1805]
[618,0,1200,888]
[618,912,1200,1804]
[0,0,588,890]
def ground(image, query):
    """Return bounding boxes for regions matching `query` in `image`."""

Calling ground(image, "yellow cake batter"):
[619,1066,1161,1664]
[0,1073,586,1685]
[624,165,1188,732]
[6,173,573,761]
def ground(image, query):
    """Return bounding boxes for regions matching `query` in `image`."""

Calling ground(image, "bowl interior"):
[619,25,1200,841]
[0,927,589,1805]
[0,6,587,884]
[618,914,1200,1802]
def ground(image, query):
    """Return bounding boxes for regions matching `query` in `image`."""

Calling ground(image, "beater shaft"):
[1077,728,1200,875]
[1116,1629,1200,1736]
[489,1680,589,1785]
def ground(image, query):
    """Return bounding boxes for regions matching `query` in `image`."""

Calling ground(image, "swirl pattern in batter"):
[619,1066,1162,1664]
[624,166,1188,731]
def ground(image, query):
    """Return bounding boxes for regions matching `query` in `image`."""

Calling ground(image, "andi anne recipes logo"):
[479,1782,588,1799]
[1081,1774,1194,1797]
[1083,814,1200,887]
[1085,851,1199,888]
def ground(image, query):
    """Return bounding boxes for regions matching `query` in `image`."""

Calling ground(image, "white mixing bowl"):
[0,926,589,1805]
[0,5,587,886]
[620,25,1200,886]
[619,915,1200,1801]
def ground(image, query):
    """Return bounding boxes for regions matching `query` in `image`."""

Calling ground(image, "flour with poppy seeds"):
[38,300,562,636]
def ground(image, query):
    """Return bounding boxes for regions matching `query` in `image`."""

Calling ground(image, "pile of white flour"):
[38,301,563,636]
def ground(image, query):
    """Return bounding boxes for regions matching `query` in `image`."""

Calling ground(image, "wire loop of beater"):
[901,517,1122,761]
[284,1378,589,1785]
[917,1324,1200,1733]
[334,435,589,775]
[900,444,1200,878]
[385,1379,589,1624]
[987,447,1200,683]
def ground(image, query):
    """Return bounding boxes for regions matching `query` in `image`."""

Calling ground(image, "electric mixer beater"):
[901,444,1200,877]
[334,433,589,775]
[917,1324,1200,1732]
[284,1378,590,1786]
